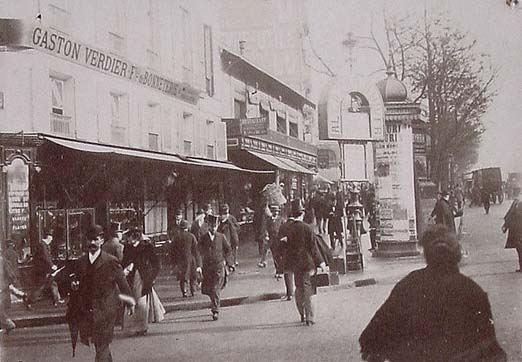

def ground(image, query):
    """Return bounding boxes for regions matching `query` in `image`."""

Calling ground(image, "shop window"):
[203,24,214,96]
[207,145,215,159]
[144,201,168,235]
[234,99,246,119]
[184,140,192,155]
[276,115,286,134]
[289,122,298,138]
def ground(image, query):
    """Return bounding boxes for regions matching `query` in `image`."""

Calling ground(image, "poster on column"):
[343,143,367,181]
[6,158,30,240]
[375,128,417,242]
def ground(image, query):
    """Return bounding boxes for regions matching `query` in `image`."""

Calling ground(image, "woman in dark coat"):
[502,187,522,272]
[359,225,506,362]
[122,228,161,335]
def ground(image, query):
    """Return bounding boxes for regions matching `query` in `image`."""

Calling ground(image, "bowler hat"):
[180,220,189,229]
[86,225,104,240]
[196,208,205,215]
[290,199,305,216]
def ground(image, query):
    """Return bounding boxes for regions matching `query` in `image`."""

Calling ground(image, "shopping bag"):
[148,287,165,323]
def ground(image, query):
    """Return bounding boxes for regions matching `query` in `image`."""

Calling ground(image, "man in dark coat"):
[26,230,62,307]
[171,220,201,297]
[66,225,135,361]
[359,225,506,362]
[502,187,522,272]
[218,203,240,266]
[197,214,234,321]
[102,223,124,263]
[281,199,325,326]
[481,187,491,214]
[190,208,208,242]
[430,190,456,233]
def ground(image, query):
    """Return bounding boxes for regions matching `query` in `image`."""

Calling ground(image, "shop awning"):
[42,135,269,173]
[247,150,315,175]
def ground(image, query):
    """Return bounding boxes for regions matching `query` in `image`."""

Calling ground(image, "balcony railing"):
[111,125,127,145]
[253,129,317,155]
[50,113,74,137]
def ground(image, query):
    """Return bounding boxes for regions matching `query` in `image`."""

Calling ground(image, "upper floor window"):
[48,0,70,33]
[289,121,298,138]
[50,74,74,136]
[180,7,192,83]
[207,145,215,160]
[203,24,214,97]
[51,78,64,115]
[234,99,246,119]
[110,93,128,145]
[276,115,286,134]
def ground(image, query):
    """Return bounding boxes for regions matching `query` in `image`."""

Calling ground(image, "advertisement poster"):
[6,158,30,239]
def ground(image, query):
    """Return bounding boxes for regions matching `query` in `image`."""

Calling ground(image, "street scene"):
[0,0,521,361]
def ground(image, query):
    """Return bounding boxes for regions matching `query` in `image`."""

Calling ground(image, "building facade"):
[0,0,247,259]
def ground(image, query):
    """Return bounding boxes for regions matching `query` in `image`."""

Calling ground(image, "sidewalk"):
[9,235,425,329]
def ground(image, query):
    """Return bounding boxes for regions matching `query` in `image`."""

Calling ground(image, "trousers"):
[94,342,112,362]
[294,270,314,322]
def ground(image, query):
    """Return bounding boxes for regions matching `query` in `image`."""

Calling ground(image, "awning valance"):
[247,150,314,175]
[42,135,266,173]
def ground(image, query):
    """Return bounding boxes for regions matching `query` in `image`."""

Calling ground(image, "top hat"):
[86,225,104,240]
[206,214,219,224]
[219,203,230,214]
[174,209,183,216]
[195,208,205,215]
[290,199,305,216]
[179,220,189,230]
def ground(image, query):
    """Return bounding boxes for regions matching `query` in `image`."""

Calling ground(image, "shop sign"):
[6,158,30,238]
[0,19,200,104]
[222,116,268,137]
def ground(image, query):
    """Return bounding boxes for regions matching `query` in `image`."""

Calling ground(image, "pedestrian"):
[454,183,464,210]
[368,207,378,251]
[280,199,326,326]
[273,206,295,301]
[257,203,271,268]
[430,190,456,233]
[171,220,200,297]
[0,253,18,334]
[102,223,124,263]
[63,224,135,361]
[328,188,345,249]
[502,187,522,272]
[190,208,208,242]
[122,227,161,336]
[169,209,184,242]
[481,187,491,214]
[197,214,235,321]
[359,225,507,362]
[26,230,64,308]
[217,203,240,267]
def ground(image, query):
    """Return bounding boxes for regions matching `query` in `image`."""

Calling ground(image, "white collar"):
[88,249,101,264]
[208,232,215,241]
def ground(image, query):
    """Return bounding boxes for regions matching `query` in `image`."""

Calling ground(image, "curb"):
[11,279,377,329]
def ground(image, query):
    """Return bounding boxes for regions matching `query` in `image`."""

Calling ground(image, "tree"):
[376,12,497,187]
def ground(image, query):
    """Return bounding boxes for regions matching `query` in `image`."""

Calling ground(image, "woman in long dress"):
[122,228,162,335]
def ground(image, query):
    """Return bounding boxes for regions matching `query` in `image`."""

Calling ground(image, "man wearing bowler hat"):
[171,220,201,297]
[197,214,234,321]
[64,224,135,361]
[431,190,456,233]
[281,199,325,326]
[217,203,240,266]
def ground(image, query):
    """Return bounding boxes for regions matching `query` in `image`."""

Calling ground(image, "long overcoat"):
[102,237,124,262]
[504,198,522,249]
[279,220,323,273]
[122,241,160,297]
[359,266,506,362]
[217,216,240,249]
[171,230,201,281]
[197,232,232,296]
[32,242,54,283]
[68,251,132,347]
[431,199,456,233]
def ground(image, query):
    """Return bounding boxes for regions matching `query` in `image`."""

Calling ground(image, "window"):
[260,107,269,121]
[203,24,214,96]
[110,93,127,145]
[108,0,125,54]
[289,122,298,138]
[318,149,337,169]
[183,140,192,155]
[276,115,286,134]
[181,7,192,82]
[147,0,160,70]
[234,99,246,119]
[207,145,215,159]
[148,133,159,151]
[144,200,167,235]
[51,78,64,115]
[49,0,70,32]
[145,103,160,150]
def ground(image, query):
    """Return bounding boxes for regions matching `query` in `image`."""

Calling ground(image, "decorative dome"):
[376,69,408,102]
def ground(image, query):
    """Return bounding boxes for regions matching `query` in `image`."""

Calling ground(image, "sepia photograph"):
[0,0,520,361]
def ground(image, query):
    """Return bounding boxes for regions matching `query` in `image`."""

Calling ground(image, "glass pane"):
[67,208,95,259]
[37,209,67,260]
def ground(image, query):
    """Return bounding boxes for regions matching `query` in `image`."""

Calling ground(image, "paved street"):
[1,202,521,362]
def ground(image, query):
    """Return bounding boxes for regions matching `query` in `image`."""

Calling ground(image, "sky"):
[306,0,522,174]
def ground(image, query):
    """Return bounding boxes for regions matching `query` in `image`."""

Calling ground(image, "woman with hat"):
[122,227,161,335]
[360,225,506,361]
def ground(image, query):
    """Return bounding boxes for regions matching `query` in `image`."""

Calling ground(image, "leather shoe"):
[300,315,305,323]
[305,320,315,326]
[212,312,219,321]
[135,330,147,336]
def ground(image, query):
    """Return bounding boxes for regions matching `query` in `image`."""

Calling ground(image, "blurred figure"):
[102,223,124,263]
[26,230,63,307]
[502,187,522,272]
[430,190,456,233]
[0,254,18,334]
[454,183,464,210]
[190,208,208,242]
[218,204,240,267]
[360,225,506,362]
[197,214,234,321]
[481,188,491,214]
[171,220,200,297]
